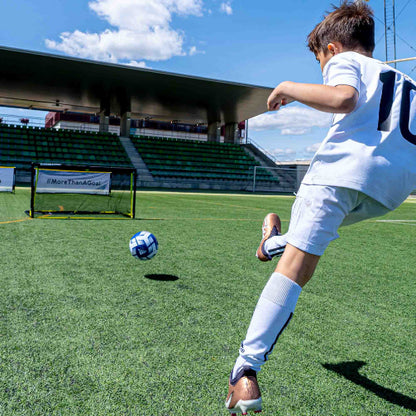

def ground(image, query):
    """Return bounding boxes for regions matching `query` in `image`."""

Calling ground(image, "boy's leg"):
[275,243,320,287]
[226,191,391,413]
[226,185,351,414]
[226,245,319,414]
[231,245,319,375]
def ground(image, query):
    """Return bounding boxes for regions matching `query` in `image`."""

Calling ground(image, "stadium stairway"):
[242,143,297,192]
[118,136,155,185]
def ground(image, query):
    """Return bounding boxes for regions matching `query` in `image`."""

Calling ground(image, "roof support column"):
[120,111,131,137]
[224,122,239,144]
[207,121,220,142]
[99,109,110,133]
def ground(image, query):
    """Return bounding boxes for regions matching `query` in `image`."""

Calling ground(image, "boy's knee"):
[275,244,320,287]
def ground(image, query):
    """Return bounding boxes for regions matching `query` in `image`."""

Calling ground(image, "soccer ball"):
[129,231,158,260]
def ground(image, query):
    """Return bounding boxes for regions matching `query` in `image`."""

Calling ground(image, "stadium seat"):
[130,135,279,184]
[0,124,133,170]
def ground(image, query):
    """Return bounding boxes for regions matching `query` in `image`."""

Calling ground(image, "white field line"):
[376,219,416,222]
[375,219,416,226]
[136,190,295,198]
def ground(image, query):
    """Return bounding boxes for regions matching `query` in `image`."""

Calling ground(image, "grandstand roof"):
[0,46,273,125]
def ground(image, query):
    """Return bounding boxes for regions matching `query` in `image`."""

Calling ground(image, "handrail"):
[245,137,280,163]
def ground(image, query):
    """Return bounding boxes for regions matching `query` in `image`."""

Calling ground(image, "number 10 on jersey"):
[378,70,416,145]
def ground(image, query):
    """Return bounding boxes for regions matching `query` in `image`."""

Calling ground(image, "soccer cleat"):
[256,213,283,262]
[225,367,262,415]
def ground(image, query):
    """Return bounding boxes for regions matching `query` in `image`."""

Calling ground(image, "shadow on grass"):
[145,274,179,281]
[323,360,416,411]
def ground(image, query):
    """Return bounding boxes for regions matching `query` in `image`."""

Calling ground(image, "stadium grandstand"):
[0,46,302,192]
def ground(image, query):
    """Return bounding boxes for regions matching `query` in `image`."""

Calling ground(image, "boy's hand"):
[267,82,294,111]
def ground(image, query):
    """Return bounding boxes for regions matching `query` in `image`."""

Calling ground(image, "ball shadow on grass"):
[145,274,179,281]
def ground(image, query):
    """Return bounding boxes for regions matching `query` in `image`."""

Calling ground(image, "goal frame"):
[0,166,16,193]
[252,165,302,193]
[30,163,137,218]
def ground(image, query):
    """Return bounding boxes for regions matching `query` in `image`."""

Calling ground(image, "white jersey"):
[302,51,416,210]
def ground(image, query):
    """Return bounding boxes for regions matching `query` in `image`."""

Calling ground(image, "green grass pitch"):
[1,188,415,415]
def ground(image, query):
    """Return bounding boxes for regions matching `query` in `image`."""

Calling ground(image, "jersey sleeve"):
[323,54,361,93]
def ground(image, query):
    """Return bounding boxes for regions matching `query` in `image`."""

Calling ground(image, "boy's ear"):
[327,43,336,55]
[327,42,343,55]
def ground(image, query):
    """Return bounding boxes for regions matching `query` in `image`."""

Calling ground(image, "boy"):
[225,1,416,414]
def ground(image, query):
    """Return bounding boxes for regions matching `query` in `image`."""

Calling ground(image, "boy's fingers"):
[268,98,281,111]
[268,102,280,111]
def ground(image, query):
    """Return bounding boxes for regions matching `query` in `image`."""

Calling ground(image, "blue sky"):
[0,0,415,160]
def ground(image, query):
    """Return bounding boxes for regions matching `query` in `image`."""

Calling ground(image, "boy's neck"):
[345,48,373,58]
[331,42,373,58]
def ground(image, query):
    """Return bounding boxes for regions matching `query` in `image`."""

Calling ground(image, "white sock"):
[232,272,301,377]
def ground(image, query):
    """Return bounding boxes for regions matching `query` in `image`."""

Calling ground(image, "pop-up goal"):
[0,166,16,192]
[30,164,137,218]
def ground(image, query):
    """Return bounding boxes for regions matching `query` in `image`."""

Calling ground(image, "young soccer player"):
[225,1,416,414]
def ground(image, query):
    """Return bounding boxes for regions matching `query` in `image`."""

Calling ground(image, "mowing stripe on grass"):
[154,194,273,212]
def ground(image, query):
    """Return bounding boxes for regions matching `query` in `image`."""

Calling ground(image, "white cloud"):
[270,148,296,156]
[281,128,308,135]
[220,2,233,15]
[45,0,203,63]
[189,45,205,55]
[305,142,321,153]
[249,106,332,135]
[125,60,147,68]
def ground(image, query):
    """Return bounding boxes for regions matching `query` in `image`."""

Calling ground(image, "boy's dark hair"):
[307,1,375,55]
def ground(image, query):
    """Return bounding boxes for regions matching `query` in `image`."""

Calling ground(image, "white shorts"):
[283,184,391,256]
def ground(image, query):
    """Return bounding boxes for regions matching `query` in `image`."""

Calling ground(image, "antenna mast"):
[384,0,397,68]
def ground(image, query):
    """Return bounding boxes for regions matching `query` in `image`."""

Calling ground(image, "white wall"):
[54,121,120,134]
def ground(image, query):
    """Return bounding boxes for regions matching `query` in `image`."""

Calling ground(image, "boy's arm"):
[267,81,358,113]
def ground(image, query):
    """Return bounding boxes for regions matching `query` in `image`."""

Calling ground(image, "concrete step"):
[119,136,155,182]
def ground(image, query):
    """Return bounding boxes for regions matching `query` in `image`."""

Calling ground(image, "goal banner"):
[35,169,111,195]
[0,167,15,192]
